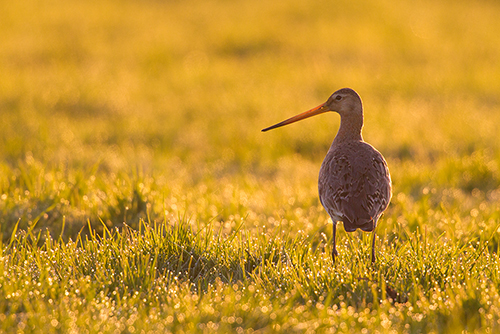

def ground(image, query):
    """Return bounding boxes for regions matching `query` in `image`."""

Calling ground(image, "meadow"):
[1,0,500,332]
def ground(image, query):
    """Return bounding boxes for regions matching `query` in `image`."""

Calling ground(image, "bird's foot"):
[332,248,338,263]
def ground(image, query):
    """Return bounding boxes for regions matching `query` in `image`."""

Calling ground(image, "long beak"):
[262,103,329,132]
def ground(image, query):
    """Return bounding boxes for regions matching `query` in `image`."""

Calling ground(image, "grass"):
[1,0,500,332]
[3,220,500,333]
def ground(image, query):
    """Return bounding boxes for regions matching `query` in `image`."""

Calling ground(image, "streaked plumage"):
[262,88,391,263]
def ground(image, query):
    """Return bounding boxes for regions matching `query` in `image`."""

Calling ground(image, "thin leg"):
[371,231,376,263]
[332,223,338,263]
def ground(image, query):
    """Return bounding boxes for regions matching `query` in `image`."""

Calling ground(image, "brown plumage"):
[262,88,391,263]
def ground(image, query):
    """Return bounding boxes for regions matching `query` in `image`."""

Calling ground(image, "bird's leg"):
[371,230,376,263]
[332,223,338,263]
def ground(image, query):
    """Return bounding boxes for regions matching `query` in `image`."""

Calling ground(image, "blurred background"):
[1,0,499,241]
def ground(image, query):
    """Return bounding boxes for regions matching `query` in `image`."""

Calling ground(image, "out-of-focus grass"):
[1,0,500,332]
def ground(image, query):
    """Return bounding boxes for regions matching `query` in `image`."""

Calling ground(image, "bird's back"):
[318,141,391,232]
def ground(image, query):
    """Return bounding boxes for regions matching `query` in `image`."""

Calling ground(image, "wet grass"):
[1,0,500,332]
[2,219,500,333]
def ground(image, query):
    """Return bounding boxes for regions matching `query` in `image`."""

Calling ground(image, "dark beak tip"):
[261,126,274,132]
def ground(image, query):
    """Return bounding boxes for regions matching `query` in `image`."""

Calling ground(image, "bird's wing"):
[319,142,391,232]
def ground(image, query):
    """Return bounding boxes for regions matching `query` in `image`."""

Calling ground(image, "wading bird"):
[262,88,391,263]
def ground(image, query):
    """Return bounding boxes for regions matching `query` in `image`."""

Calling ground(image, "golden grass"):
[1,0,500,332]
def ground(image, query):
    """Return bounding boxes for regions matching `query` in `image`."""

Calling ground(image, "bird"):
[262,88,391,263]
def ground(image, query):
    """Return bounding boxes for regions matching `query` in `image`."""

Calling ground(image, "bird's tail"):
[342,216,375,232]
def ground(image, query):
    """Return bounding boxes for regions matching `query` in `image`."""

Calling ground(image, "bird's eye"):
[335,95,342,101]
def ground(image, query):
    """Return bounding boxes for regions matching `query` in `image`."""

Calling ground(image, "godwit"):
[262,88,392,263]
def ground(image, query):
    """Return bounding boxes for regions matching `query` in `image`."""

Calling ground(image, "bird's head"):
[262,88,362,132]
[323,88,363,117]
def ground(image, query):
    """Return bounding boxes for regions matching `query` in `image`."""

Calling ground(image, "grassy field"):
[1,0,500,332]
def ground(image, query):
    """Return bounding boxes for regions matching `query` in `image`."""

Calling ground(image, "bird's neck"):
[333,114,364,145]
